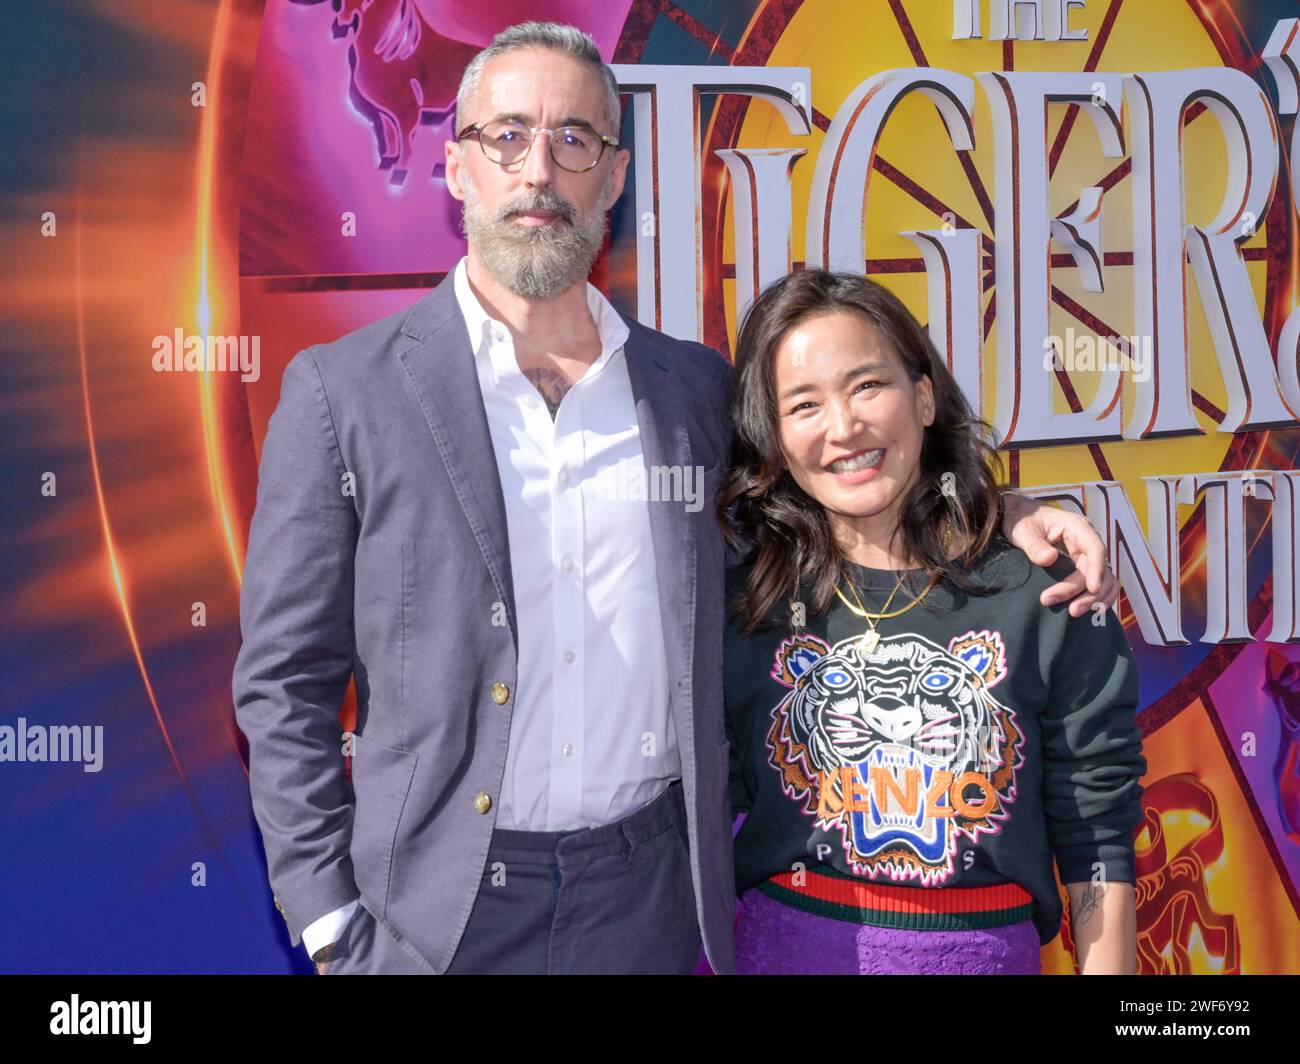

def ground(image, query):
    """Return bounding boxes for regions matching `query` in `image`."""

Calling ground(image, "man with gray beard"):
[232,20,1116,975]
[458,147,616,303]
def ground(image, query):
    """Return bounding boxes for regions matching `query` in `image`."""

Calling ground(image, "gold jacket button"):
[490,682,510,705]
[274,896,284,916]
[473,792,492,814]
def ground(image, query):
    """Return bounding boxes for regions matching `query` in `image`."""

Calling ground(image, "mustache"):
[494,188,576,225]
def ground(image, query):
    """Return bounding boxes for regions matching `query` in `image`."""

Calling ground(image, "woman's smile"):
[826,447,887,482]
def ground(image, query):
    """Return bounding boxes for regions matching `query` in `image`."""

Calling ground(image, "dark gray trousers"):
[325,781,702,974]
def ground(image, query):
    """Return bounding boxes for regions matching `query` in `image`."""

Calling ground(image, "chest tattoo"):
[521,366,571,419]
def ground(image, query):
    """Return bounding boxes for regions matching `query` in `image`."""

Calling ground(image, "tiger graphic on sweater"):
[767,629,1025,884]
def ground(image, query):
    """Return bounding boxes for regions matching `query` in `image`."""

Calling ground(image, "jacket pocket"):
[348,730,419,920]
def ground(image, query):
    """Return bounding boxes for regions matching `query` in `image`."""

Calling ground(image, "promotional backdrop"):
[2,0,1299,974]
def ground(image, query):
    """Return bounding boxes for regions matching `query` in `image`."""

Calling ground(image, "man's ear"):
[444,140,466,203]
[605,146,631,208]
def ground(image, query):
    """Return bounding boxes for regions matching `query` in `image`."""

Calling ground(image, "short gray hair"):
[455,21,622,136]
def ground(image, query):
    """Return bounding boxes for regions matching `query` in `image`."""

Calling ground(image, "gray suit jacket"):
[232,272,736,974]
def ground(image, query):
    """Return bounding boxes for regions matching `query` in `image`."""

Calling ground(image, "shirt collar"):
[452,256,630,365]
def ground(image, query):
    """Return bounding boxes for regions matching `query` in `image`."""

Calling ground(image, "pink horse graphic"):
[292,0,481,184]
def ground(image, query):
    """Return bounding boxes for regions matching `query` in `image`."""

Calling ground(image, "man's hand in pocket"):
[313,943,335,975]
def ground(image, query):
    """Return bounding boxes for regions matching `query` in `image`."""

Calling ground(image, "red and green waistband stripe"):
[758,868,1035,929]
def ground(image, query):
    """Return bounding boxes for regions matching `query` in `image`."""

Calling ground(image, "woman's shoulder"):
[724,555,756,617]
[725,554,755,592]
[941,532,1088,629]
[724,552,793,639]
[953,531,1035,590]
[967,529,1102,608]
[972,531,1136,656]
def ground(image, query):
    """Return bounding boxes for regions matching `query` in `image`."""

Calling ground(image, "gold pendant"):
[859,629,880,653]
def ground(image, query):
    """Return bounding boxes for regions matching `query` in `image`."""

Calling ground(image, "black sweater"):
[724,535,1147,945]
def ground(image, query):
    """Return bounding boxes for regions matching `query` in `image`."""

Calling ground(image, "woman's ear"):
[920,374,936,427]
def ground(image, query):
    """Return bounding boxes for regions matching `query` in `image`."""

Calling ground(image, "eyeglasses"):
[456,118,618,173]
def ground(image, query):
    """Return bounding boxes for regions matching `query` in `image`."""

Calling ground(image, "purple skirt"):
[734,888,1042,975]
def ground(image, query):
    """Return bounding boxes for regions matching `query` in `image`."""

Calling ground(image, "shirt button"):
[561,744,575,758]
[557,469,569,486]
[473,792,493,814]
[563,650,575,664]
[490,682,510,704]
[561,557,574,573]
[523,395,538,408]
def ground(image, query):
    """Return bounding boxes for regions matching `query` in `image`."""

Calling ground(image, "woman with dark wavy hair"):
[720,269,1146,975]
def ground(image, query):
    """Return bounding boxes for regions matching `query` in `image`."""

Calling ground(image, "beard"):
[459,166,613,300]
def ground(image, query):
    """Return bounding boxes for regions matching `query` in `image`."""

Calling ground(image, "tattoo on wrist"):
[1073,883,1104,926]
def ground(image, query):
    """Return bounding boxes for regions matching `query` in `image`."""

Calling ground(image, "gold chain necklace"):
[834,525,952,653]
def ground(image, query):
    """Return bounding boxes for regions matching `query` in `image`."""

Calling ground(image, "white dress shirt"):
[303,258,678,960]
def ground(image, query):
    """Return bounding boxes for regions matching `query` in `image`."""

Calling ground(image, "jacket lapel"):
[395,276,517,649]
[621,327,698,748]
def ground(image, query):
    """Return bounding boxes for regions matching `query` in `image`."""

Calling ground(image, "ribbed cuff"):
[1055,840,1136,885]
